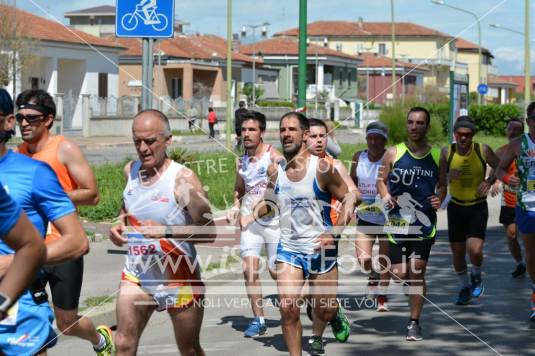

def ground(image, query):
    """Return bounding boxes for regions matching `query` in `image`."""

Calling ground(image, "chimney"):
[357,17,364,32]
[232,33,240,51]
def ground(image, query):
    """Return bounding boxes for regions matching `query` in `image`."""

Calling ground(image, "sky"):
[15,0,535,76]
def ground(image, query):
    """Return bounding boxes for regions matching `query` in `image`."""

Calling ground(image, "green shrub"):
[424,103,450,135]
[379,105,444,145]
[256,100,295,108]
[469,104,522,136]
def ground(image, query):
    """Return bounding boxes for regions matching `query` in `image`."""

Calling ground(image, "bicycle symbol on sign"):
[121,0,169,32]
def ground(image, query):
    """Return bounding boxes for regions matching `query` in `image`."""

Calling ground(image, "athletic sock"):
[258,316,265,325]
[409,318,419,325]
[457,270,470,288]
[471,265,482,278]
[93,333,106,351]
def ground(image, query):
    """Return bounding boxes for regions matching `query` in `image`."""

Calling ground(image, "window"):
[336,43,343,52]
[30,77,39,89]
[378,43,386,55]
[171,77,182,99]
[98,73,108,98]
[357,43,364,53]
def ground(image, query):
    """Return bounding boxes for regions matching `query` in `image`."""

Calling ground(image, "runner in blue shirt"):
[0,183,46,323]
[0,89,89,356]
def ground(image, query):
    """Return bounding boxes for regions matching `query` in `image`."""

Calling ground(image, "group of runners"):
[0,86,534,356]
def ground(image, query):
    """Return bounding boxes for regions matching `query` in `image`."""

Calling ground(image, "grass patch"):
[79,295,115,312]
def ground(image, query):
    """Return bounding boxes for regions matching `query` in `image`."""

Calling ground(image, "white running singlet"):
[275,155,332,255]
[238,145,280,267]
[122,160,202,309]
[355,151,386,225]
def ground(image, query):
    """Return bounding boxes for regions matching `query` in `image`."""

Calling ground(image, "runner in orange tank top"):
[15,89,113,355]
[492,118,526,278]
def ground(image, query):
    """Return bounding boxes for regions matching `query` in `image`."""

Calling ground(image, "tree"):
[242,83,264,104]
[0,2,38,97]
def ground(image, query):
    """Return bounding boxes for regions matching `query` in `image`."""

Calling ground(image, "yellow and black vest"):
[447,142,486,206]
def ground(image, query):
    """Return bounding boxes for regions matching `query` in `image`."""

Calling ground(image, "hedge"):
[469,104,522,136]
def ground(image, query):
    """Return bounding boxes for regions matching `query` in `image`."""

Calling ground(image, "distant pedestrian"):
[235,101,248,149]
[208,107,217,138]
[188,106,198,132]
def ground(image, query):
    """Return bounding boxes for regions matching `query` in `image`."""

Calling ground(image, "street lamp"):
[490,20,533,110]
[241,22,270,106]
[431,0,483,105]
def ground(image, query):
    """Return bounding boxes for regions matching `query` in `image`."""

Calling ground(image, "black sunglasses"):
[15,113,46,124]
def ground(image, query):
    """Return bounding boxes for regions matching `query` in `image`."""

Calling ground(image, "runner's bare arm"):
[488,145,507,197]
[349,151,361,187]
[477,144,500,197]
[436,146,449,204]
[320,158,358,227]
[0,211,46,309]
[376,146,395,204]
[496,138,521,187]
[227,158,245,224]
[109,161,132,247]
[171,167,216,243]
[58,139,99,206]
[46,212,89,264]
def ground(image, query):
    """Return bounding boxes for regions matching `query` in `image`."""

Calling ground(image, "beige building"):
[275,20,470,95]
[455,38,494,93]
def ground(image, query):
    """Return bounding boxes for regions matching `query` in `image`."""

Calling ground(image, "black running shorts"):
[388,236,435,265]
[43,256,84,310]
[499,206,516,226]
[447,201,488,242]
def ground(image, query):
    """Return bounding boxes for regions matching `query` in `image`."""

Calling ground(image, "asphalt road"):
[51,197,535,355]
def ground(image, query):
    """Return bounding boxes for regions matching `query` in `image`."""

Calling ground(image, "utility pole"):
[297,0,307,108]
[226,0,233,149]
[391,0,396,104]
[525,0,531,110]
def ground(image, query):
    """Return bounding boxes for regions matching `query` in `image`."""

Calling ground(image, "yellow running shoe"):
[95,325,115,356]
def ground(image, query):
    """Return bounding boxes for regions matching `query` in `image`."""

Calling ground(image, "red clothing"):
[208,111,217,124]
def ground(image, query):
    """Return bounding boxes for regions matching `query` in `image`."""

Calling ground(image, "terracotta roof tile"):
[455,38,492,56]
[111,34,256,63]
[275,21,452,38]
[0,5,122,49]
[240,37,360,61]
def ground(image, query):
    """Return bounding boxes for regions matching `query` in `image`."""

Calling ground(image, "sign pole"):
[141,38,149,110]
[147,38,154,109]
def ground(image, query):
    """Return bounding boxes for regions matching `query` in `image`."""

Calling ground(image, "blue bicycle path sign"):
[116,0,174,38]
[477,83,489,95]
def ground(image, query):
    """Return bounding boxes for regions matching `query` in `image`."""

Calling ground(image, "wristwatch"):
[0,292,12,314]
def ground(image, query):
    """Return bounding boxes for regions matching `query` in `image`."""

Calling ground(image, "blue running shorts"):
[276,242,338,279]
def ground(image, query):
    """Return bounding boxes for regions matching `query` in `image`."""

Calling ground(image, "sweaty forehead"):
[281,116,300,128]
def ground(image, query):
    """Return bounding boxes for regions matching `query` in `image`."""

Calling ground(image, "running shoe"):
[406,321,423,341]
[455,286,472,305]
[330,307,350,343]
[244,317,267,337]
[308,335,325,355]
[94,325,115,356]
[471,275,485,298]
[512,263,526,278]
[376,295,389,312]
